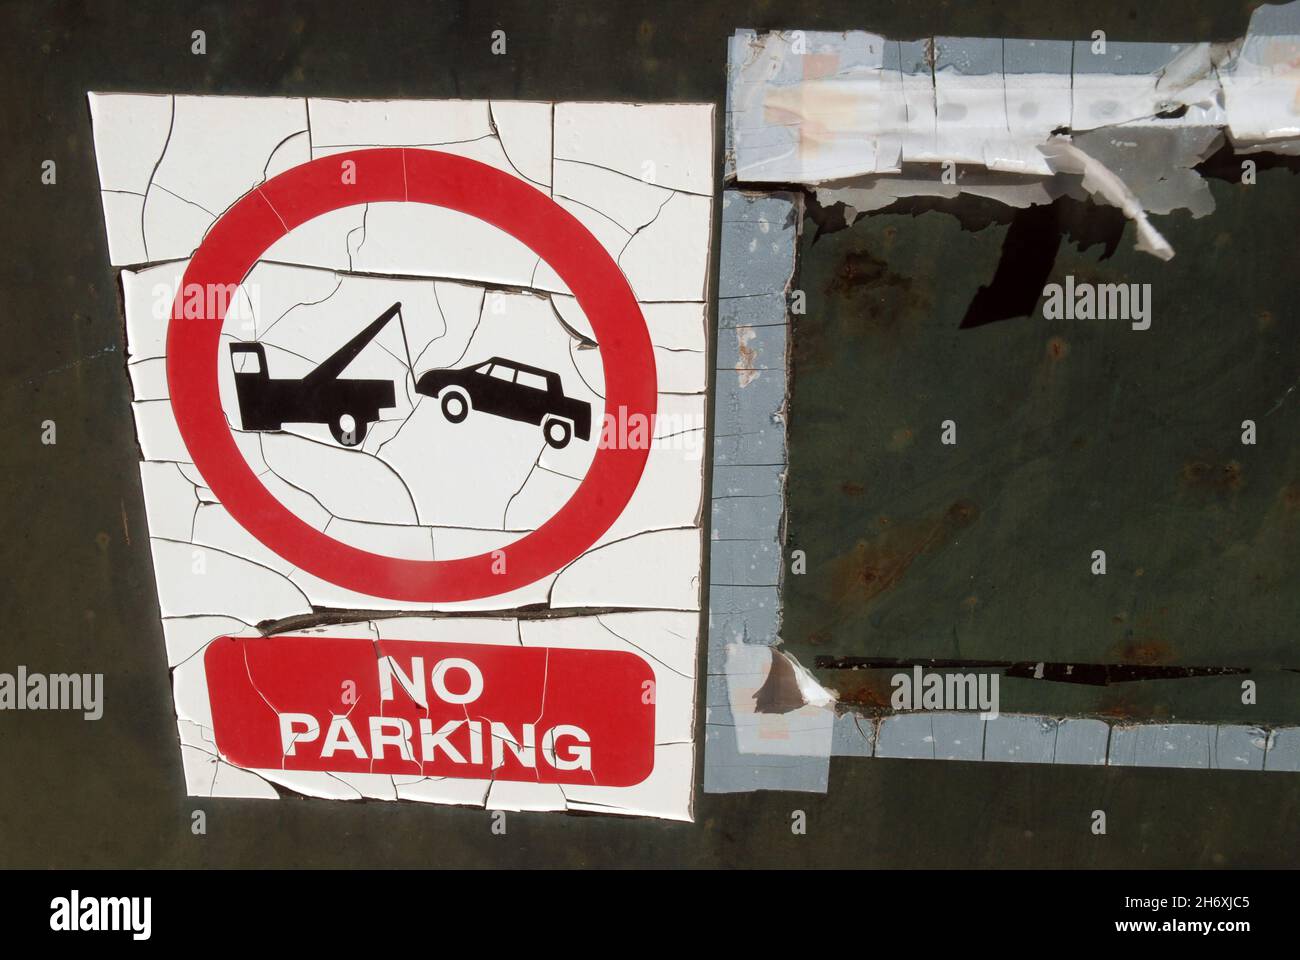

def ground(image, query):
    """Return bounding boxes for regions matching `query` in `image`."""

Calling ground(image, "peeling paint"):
[727,5,1300,260]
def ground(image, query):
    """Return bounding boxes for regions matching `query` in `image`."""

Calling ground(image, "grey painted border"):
[705,189,830,793]
[855,714,1299,771]
[701,189,1300,793]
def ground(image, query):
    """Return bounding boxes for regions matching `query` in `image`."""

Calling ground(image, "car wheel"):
[441,390,470,424]
[543,417,572,449]
[331,413,366,447]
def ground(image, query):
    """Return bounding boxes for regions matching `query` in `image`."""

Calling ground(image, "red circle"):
[167,148,656,602]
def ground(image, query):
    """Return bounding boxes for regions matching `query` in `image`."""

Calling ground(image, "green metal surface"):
[1,0,1295,868]
[783,177,1300,724]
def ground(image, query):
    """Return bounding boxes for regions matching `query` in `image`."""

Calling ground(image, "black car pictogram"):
[415,357,592,449]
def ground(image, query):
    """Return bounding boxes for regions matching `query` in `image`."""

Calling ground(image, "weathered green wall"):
[784,176,1300,724]
[2,0,1295,868]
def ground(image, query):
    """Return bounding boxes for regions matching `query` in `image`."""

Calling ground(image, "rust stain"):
[888,426,914,450]
[829,499,980,607]
[824,249,929,347]
[735,326,759,387]
[828,249,908,298]
[923,37,937,69]
[841,481,865,497]
[1280,480,1300,512]
[1027,335,1072,402]
[1180,451,1244,497]
[1095,693,1170,721]
[834,675,894,713]
[1109,637,1173,666]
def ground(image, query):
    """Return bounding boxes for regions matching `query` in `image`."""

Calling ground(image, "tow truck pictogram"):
[228,302,403,447]
[230,301,592,450]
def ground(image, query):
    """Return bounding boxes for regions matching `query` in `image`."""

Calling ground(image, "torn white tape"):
[727,2,1300,258]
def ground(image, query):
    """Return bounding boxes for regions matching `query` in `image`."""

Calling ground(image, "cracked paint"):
[91,94,714,821]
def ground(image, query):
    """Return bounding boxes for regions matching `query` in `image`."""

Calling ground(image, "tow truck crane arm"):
[303,301,404,387]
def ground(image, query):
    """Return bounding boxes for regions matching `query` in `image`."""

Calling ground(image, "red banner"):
[205,635,656,787]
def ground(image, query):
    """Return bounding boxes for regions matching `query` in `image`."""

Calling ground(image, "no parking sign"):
[91,94,714,819]
[170,147,657,601]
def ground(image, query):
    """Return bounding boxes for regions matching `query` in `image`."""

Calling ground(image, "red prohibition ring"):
[167,148,656,602]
